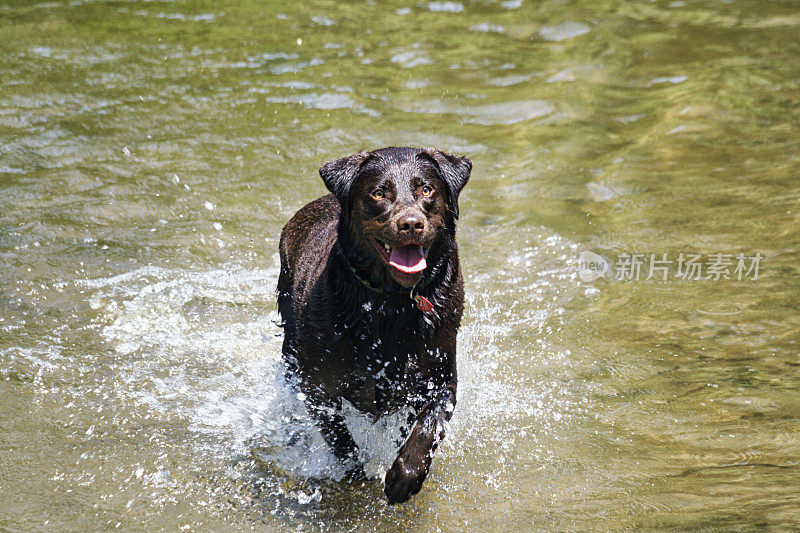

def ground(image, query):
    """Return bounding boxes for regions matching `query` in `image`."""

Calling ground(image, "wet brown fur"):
[277,147,471,504]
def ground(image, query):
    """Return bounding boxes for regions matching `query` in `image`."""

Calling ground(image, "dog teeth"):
[383,243,391,252]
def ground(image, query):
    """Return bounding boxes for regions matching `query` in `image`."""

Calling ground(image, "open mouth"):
[371,237,427,274]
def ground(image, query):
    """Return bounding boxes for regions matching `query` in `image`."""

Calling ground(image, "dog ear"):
[319,151,369,208]
[423,149,472,219]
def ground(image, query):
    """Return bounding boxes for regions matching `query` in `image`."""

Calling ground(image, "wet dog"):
[277,147,471,504]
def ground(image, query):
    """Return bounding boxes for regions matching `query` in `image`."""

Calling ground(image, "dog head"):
[320,147,471,288]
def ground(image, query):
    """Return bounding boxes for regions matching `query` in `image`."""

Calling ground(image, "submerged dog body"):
[277,147,471,504]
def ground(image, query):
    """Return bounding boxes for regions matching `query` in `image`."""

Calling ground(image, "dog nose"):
[397,213,425,234]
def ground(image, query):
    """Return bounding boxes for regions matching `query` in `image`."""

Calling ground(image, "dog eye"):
[421,185,433,197]
[371,189,384,200]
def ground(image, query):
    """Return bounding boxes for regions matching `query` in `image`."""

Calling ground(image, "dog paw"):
[383,454,428,504]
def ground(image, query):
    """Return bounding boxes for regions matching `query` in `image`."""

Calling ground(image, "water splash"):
[71,226,586,518]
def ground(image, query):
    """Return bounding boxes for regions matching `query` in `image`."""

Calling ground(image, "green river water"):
[1,0,799,530]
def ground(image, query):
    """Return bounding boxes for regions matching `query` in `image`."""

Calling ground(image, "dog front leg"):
[305,397,366,481]
[384,387,455,504]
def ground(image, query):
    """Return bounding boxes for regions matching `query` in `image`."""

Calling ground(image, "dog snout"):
[397,212,425,235]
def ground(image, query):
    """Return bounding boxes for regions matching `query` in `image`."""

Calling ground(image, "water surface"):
[2,0,800,530]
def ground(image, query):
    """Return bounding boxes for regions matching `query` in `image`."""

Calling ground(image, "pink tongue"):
[389,245,427,273]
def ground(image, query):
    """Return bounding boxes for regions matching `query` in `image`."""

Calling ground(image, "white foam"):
[79,227,586,497]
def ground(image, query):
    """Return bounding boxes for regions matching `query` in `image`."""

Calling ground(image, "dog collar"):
[345,263,434,313]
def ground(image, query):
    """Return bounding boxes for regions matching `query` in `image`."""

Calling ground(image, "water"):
[2,0,799,530]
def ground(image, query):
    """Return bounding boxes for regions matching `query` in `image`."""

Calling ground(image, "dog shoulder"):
[278,194,342,319]
[279,195,341,268]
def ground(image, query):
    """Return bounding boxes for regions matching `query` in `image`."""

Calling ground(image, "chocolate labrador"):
[277,146,471,504]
